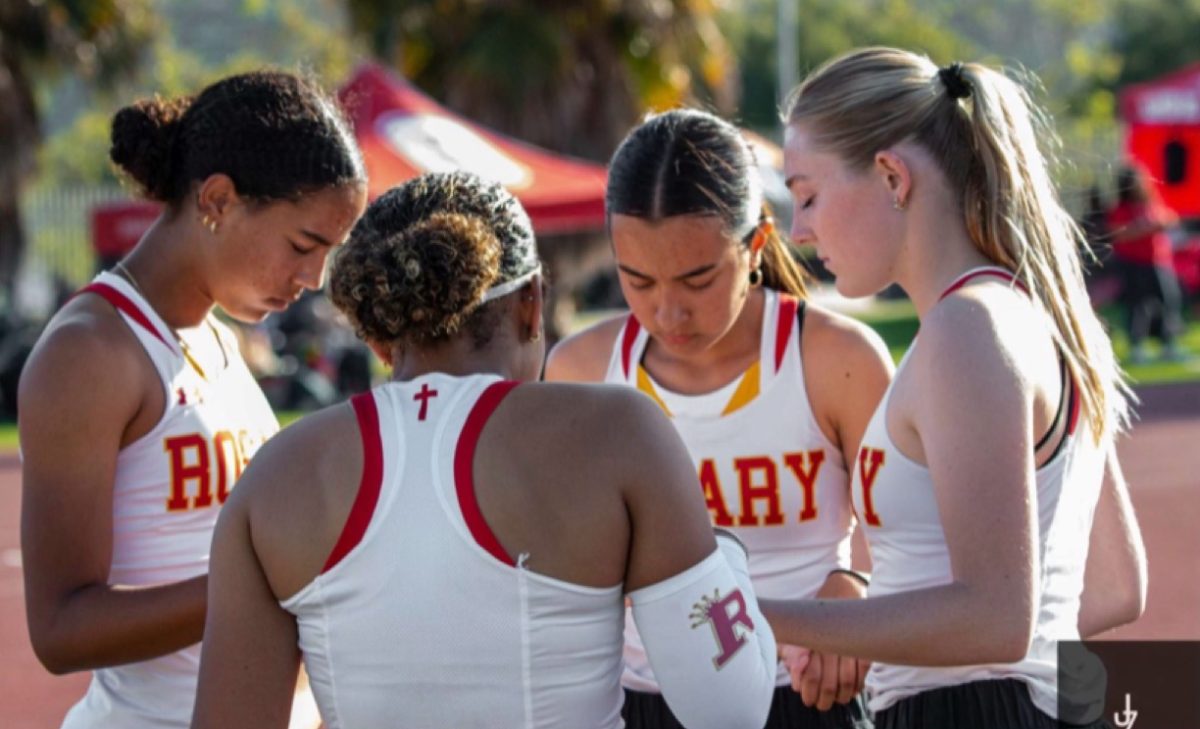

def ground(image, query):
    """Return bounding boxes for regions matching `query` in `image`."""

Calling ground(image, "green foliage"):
[342,0,737,160]
[725,0,976,131]
[1110,0,1200,87]
[31,0,356,189]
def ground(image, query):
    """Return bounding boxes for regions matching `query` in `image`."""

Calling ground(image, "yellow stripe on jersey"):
[636,360,762,418]
[636,365,673,416]
[721,360,761,416]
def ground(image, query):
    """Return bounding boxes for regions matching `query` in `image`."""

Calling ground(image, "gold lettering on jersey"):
[857,448,886,527]
[699,459,735,527]
[734,457,785,527]
[164,430,257,512]
[782,449,825,522]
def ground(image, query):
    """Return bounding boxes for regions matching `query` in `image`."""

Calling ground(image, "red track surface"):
[0,386,1196,726]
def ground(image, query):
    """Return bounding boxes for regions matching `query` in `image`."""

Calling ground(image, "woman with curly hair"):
[191,171,778,729]
[19,70,367,728]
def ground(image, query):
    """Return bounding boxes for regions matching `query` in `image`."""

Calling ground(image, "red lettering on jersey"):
[734,457,784,527]
[213,431,243,505]
[699,459,735,527]
[783,449,825,522]
[176,388,188,405]
[691,588,756,669]
[857,447,886,527]
[164,434,211,511]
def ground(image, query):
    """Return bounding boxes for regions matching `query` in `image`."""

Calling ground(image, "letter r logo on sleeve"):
[690,588,755,669]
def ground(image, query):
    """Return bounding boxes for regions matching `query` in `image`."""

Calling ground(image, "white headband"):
[481,264,541,303]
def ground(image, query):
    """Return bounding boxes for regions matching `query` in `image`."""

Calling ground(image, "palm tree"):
[0,0,154,311]
[343,0,737,162]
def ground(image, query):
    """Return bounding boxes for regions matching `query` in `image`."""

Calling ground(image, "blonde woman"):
[758,48,1149,729]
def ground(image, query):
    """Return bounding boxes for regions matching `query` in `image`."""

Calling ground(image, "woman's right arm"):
[614,393,777,729]
[19,312,207,674]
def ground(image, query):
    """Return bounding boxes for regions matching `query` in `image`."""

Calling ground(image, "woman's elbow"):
[30,631,84,676]
[992,616,1036,664]
[1117,562,1148,627]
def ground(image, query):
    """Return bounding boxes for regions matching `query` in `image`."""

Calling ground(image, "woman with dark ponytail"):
[761,48,1147,729]
[19,70,367,728]
[190,172,777,729]
[547,108,892,728]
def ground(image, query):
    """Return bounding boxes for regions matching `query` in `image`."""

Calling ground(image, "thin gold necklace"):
[111,261,227,380]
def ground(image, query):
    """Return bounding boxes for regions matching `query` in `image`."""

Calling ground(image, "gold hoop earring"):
[748,268,763,287]
[893,197,907,211]
[529,327,541,343]
[201,215,218,234]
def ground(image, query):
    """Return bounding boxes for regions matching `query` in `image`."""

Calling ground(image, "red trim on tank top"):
[322,392,385,573]
[621,316,642,378]
[79,283,176,352]
[775,295,798,372]
[454,381,520,567]
[938,267,1028,301]
[1065,375,1082,436]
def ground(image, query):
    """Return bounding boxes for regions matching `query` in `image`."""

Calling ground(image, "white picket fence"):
[20,185,136,288]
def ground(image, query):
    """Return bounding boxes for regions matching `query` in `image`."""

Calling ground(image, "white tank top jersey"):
[604,288,853,691]
[851,267,1107,718]
[281,374,628,729]
[62,272,279,729]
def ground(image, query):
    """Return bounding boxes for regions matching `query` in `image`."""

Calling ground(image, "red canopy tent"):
[1118,62,1200,217]
[338,64,608,235]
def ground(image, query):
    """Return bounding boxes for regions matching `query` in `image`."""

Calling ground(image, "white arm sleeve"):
[629,533,776,729]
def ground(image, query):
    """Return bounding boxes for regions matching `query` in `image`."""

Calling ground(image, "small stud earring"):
[530,327,541,343]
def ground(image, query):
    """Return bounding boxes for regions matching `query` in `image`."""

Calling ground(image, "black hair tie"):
[938,62,971,100]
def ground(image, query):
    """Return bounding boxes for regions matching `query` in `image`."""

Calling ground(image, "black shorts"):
[873,678,1109,729]
[622,685,872,728]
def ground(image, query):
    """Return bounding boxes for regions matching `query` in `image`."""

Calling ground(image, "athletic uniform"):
[282,373,777,729]
[605,288,868,728]
[62,271,279,729]
[852,267,1108,729]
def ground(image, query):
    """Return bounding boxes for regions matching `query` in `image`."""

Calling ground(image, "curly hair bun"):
[109,95,193,202]
[332,210,502,345]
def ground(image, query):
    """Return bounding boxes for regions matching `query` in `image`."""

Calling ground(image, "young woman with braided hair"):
[761,47,1147,728]
[191,171,777,729]
[19,70,367,728]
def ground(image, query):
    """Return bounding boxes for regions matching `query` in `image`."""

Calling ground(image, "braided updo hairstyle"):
[329,171,540,348]
[109,70,364,205]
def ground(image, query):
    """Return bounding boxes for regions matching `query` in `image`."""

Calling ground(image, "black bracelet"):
[828,567,870,587]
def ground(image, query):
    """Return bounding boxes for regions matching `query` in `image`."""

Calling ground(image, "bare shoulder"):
[544,312,629,383]
[500,381,674,473]
[917,286,1047,377]
[800,304,894,449]
[237,400,363,598]
[239,401,361,512]
[510,380,666,440]
[19,297,148,423]
[801,303,894,380]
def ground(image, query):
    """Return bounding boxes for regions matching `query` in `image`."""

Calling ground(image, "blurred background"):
[2,0,1199,419]
[1,4,1198,726]
[2,0,1200,419]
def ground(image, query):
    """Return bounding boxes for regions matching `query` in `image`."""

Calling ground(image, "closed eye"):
[289,238,316,255]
